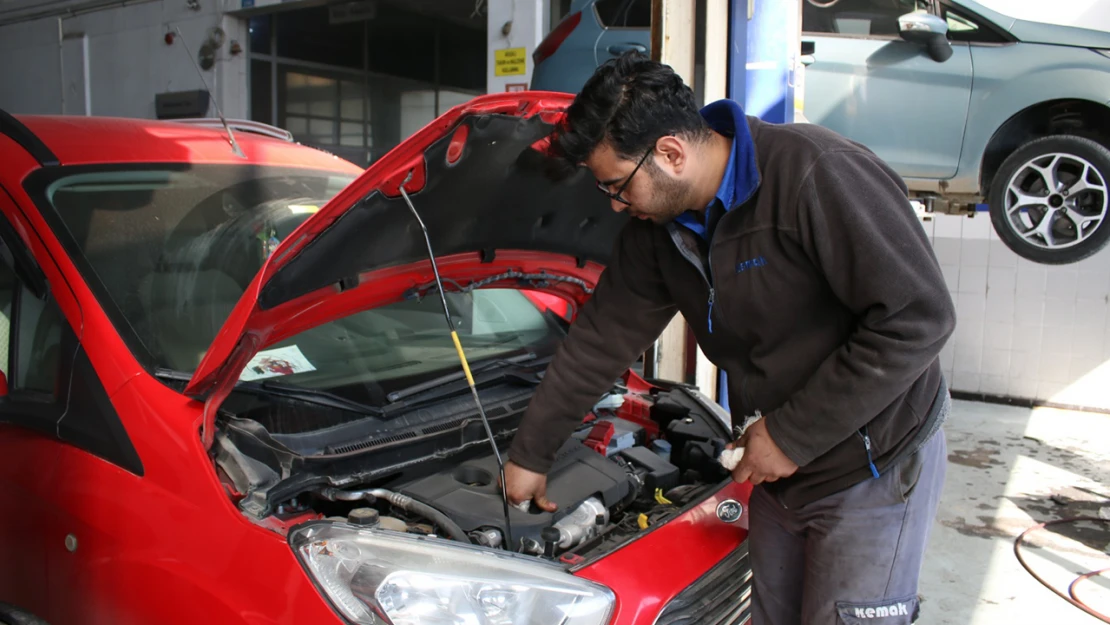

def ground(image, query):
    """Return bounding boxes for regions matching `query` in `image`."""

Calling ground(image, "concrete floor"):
[920,399,1110,624]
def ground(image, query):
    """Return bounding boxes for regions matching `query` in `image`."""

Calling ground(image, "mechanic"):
[503,52,957,625]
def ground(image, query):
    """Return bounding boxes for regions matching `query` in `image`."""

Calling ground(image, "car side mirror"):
[800,40,816,66]
[898,12,953,63]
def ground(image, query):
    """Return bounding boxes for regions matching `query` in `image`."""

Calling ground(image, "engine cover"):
[397,439,633,547]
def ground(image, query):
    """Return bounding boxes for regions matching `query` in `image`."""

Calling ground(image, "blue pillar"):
[730,0,799,124]
[719,0,799,415]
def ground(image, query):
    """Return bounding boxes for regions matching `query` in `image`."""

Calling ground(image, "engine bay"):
[214,373,735,562]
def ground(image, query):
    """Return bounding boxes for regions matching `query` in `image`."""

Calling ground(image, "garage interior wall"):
[0,1,248,120]
[930,211,1110,410]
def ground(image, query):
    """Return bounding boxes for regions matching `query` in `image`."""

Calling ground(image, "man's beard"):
[642,168,696,224]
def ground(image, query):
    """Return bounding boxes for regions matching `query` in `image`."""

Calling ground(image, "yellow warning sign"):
[494,47,527,76]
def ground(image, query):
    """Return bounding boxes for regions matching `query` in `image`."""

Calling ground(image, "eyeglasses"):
[596,148,652,206]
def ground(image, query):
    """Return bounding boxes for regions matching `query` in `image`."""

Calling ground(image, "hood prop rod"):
[397,176,515,553]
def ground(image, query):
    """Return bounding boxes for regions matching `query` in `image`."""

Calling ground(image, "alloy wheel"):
[1002,152,1109,251]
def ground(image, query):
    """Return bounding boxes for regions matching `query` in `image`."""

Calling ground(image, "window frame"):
[0,183,143,475]
[0,199,72,425]
[801,0,936,40]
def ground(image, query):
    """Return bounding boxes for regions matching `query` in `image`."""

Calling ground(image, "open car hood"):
[184,92,626,426]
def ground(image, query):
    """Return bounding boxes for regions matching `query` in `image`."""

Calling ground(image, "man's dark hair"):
[552,51,710,168]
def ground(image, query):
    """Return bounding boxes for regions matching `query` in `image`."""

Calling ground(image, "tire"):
[988,135,1110,265]
[0,603,49,625]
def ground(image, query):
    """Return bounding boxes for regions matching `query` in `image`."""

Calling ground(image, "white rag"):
[718,411,764,472]
[718,447,745,471]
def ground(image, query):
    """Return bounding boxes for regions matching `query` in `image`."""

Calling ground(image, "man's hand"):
[729,418,799,486]
[501,461,558,512]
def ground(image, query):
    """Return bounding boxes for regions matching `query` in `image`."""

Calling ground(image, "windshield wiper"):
[385,352,539,403]
[154,368,384,417]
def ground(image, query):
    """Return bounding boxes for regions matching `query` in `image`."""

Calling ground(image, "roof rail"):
[170,118,295,143]
[0,108,59,167]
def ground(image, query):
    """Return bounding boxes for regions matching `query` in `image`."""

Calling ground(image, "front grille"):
[654,542,752,625]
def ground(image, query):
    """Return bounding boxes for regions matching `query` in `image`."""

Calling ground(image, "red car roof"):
[13,115,364,174]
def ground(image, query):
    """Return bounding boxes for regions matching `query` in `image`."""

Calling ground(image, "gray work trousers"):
[750,428,947,625]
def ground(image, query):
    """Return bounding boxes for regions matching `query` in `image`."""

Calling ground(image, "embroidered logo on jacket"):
[736,256,768,273]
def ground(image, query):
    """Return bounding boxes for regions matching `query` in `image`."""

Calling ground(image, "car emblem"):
[716,499,743,523]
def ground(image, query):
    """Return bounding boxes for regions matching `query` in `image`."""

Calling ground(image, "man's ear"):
[654,136,687,175]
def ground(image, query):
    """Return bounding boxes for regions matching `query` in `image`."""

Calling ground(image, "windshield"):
[33,163,566,404]
[238,288,564,406]
[35,164,356,370]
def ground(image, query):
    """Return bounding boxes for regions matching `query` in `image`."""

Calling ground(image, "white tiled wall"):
[925,212,1110,409]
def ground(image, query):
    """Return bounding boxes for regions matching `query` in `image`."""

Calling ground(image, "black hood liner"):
[259,113,628,310]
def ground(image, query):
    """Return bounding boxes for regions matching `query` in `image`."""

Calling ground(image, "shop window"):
[438,26,486,91]
[250,59,272,125]
[276,6,364,69]
[400,90,437,139]
[249,15,272,55]
[367,10,437,82]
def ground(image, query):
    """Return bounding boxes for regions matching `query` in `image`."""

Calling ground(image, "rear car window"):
[594,0,651,28]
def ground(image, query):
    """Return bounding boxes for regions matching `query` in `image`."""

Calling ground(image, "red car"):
[0,93,752,625]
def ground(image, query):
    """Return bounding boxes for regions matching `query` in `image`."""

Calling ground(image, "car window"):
[594,0,651,28]
[27,165,568,405]
[29,165,357,373]
[0,267,10,380]
[945,11,977,33]
[802,0,931,37]
[942,6,1009,43]
[0,260,64,396]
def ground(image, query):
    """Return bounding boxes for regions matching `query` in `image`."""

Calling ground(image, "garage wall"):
[0,1,247,119]
[977,0,1110,32]
[927,212,1110,410]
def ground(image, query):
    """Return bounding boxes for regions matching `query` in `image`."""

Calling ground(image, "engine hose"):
[331,487,470,544]
[1013,516,1110,623]
[372,489,471,544]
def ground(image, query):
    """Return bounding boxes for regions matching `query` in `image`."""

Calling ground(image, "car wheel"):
[0,603,49,625]
[989,135,1110,265]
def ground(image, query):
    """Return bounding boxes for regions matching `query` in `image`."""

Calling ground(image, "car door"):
[591,0,651,63]
[0,186,73,614]
[801,0,973,180]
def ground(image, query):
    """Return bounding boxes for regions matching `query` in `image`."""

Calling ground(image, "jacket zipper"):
[859,427,880,479]
[666,225,718,334]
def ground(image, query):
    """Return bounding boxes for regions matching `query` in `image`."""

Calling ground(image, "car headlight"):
[291,522,615,625]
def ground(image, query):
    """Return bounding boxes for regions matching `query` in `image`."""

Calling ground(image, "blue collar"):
[675,99,761,239]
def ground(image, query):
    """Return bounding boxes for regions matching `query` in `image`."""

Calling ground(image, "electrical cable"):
[1013,516,1110,623]
[397,180,515,553]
